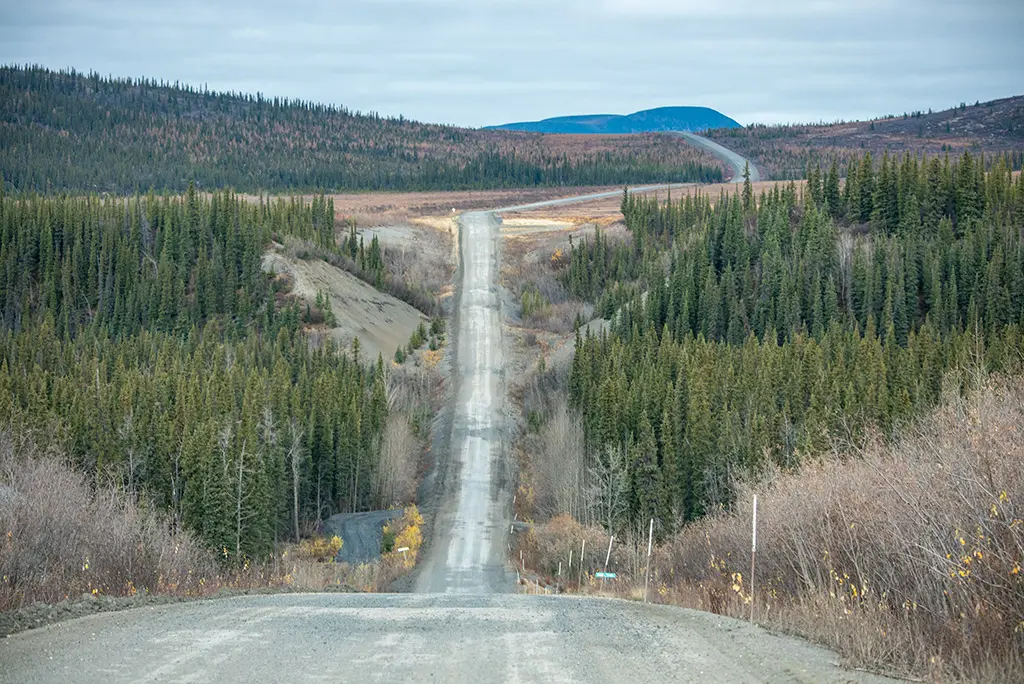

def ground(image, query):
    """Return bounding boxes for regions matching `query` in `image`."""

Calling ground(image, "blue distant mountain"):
[485,107,741,134]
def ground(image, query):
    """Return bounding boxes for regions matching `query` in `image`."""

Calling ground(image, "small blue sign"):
[594,572,617,579]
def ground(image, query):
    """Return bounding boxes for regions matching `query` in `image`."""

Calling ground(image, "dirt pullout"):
[262,250,426,362]
[0,593,898,683]
[322,510,402,565]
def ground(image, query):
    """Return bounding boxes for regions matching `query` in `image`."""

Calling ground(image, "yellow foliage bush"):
[384,506,424,568]
[296,535,343,563]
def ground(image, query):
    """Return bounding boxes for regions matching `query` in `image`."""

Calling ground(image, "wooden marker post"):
[750,494,758,623]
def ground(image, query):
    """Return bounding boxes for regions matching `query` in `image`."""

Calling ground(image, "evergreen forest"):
[0,184,393,561]
[561,152,1024,537]
[705,97,1024,180]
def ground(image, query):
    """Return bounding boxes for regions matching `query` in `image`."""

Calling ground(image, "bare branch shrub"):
[531,400,589,522]
[0,431,214,611]
[380,232,453,302]
[524,301,593,335]
[517,515,626,586]
[374,415,418,507]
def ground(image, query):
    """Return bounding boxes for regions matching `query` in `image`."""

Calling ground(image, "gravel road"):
[0,593,897,683]
[672,131,762,183]
[414,208,514,594]
[413,184,708,595]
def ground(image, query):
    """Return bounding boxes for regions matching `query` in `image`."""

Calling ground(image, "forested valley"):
[0,65,723,194]
[553,151,1024,535]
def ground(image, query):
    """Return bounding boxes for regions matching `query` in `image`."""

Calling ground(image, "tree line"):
[0,65,723,193]
[559,151,1024,538]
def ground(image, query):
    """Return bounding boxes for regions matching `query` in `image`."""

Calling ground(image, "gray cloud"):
[1,0,1022,127]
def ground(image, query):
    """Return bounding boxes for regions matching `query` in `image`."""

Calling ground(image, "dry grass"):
[322,187,626,222]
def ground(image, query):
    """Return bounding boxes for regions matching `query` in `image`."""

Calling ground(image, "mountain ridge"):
[486,106,742,134]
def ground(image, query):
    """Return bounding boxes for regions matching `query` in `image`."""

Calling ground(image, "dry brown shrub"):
[381,231,453,301]
[518,515,638,591]
[0,431,214,610]
[524,301,591,334]
[652,375,1024,682]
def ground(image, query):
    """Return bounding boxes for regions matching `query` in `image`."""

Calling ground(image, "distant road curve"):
[671,131,761,183]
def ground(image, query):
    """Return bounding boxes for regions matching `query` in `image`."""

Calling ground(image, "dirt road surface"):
[0,593,896,684]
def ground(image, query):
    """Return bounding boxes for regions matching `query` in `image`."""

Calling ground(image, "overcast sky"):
[2,0,1022,128]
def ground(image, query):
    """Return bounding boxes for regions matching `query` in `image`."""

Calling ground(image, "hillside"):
[0,65,725,193]
[486,106,741,134]
[705,95,1024,179]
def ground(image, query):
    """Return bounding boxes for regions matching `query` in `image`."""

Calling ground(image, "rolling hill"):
[486,106,742,134]
[704,95,1024,179]
[0,65,725,193]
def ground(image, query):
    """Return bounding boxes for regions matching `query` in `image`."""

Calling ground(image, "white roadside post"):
[602,536,614,590]
[578,539,586,589]
[557,561,562,594]
[750,495,758,623]
[396,546,410,564]
[643,518,653,603]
